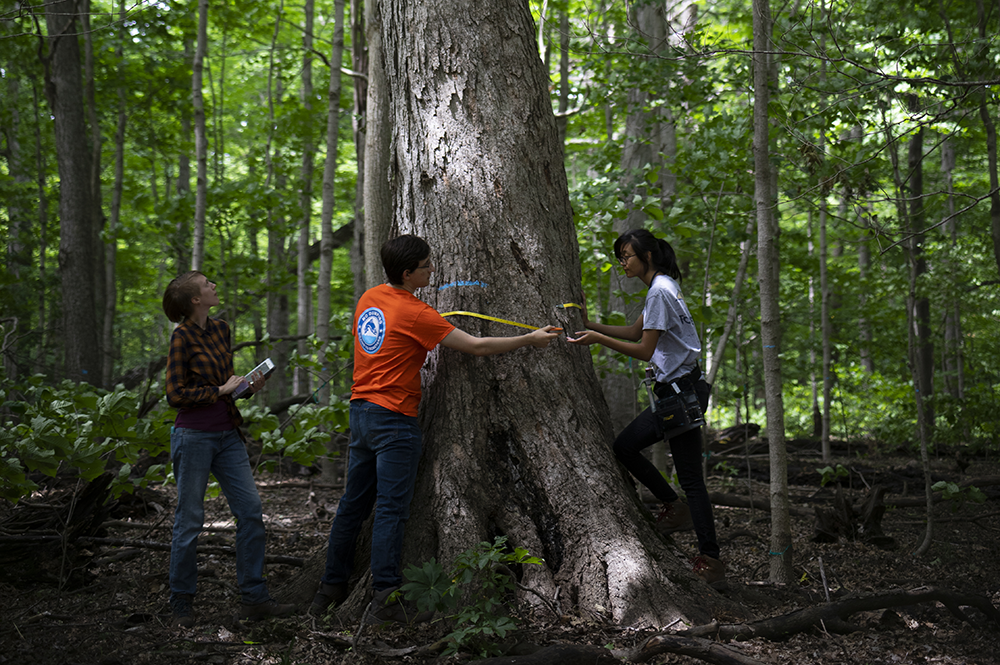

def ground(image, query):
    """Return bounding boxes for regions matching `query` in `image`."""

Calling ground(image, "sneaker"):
[692,554,728,589]
[656,501,695,534]
[237,598,297,621]
[365,586,434,625]
[170,593,195,628]
[309,582,348,616]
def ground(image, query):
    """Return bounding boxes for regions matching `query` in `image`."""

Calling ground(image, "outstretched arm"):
[577,291,644,341]
[440,326,560,357]
[567,327,660,362]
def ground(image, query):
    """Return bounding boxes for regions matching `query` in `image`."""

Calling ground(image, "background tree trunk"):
[103,0,127,389]
[44,0,100,384]
[295,0,316,397]
[752,0,794,584]
[191,0,208,271]
[350,0,368,302]
[316,0,346,406]
[362,0,393,289]
[81,1,107,384]
[265,6,292,403]
[941,139,964,401]
[379,0,718,626]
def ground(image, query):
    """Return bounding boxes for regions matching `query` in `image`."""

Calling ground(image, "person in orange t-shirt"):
[311,235,560,622]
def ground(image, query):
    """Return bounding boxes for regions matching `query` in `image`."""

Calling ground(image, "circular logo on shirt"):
[357,307,387,354]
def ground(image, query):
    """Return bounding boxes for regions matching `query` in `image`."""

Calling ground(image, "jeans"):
[321,400,423,592]
[613,397,720,560]
[170,427,270,604]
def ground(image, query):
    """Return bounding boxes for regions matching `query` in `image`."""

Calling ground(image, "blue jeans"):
[321,400,423,592]
[613,407,720,560]
[170,427,270,604]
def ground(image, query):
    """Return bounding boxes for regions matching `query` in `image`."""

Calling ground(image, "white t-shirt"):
[643,274,702,382]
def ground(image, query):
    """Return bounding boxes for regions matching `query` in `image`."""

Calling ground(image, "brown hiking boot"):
[365,586,434,625]
[309,582,348,616]
[170,593,195,628]
[656,501,695,534]
[692,555,728,589]
[237,598,296,621]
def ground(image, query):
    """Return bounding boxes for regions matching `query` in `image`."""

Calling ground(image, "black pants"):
[612,378,720,560]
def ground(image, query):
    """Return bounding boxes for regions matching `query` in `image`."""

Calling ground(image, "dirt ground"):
[2,438,999,665]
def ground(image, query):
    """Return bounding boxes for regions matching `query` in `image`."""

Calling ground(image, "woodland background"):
[3,0,1000,457]
[3,0,1000,662]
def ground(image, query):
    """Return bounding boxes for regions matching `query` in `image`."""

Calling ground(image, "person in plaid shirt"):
[163,271,294,626]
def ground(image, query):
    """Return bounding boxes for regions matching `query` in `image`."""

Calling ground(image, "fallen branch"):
[677,587,1000,642]
[469,643,620,665]
[0,535,304,566]
[630,634,764,664]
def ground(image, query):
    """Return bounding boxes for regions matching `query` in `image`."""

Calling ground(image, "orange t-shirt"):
[351,284,455,417]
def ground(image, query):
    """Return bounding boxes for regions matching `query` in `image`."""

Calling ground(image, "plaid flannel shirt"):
[165,317,243,428]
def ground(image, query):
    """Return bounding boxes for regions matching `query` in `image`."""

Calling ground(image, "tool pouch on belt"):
[650,373,709,441]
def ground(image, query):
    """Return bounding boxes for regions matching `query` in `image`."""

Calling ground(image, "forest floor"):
[2,436,1000,665]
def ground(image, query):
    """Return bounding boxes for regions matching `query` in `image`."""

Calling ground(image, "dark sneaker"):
[656,501,695,534]
[309,582,348,616]
[238,598,296,621]
[366,586,434,625]
[692,555,728,589]
[170,593,195,628]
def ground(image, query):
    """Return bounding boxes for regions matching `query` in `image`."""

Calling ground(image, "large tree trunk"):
[377,0,716,626]
[44,0,100,384]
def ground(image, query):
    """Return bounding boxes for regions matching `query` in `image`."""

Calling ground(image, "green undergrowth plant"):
[0,375,172,502]
[931,481,987,512]
[817,463,850,487]
[0,373,350,504]
[400,536,543,658]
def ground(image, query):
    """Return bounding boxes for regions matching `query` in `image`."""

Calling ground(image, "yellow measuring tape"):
[441,303,582,332]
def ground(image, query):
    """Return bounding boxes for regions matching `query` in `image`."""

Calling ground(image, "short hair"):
[162,271,205,323]
[381,235,430,285]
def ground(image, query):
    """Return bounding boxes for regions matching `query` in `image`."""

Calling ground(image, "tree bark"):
[103,0,127,389]
[974,0,1000,279]
[44,0,100,384]
[604,2,668,437]
[81,0,106,384]
[350,0,368,303]
[752,0,793,584]
[265,4,291,402]
[362,0,393,289]
[295,0,316,396]
[316,0,346,406]
[941,139,964,400]
[191,0,208,271]
[370,0,718,625]
[175,36,194,273]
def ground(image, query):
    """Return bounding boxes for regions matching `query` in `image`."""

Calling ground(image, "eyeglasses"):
[617,253,636,266]
[413,260,434,271]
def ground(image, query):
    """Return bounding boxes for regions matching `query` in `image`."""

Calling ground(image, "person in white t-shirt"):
[568,228,725,587]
